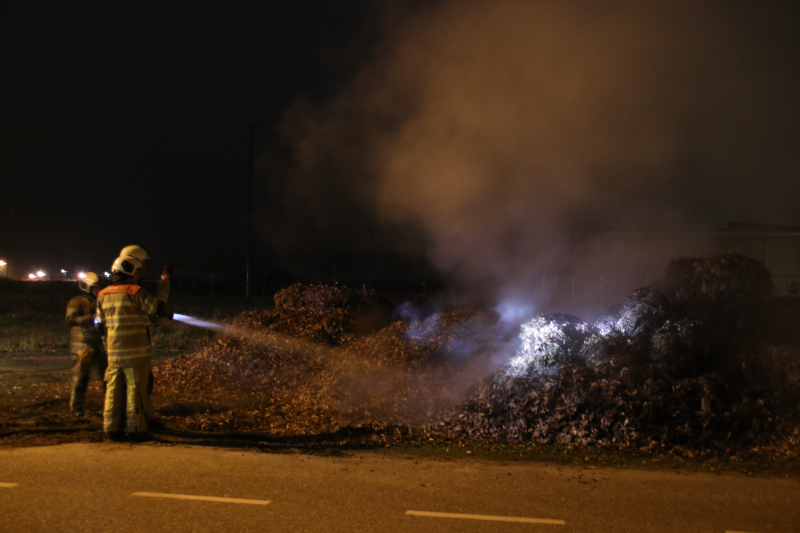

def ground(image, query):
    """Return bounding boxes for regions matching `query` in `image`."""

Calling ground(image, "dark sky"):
[0,2,374,282]
[2,1,800,295]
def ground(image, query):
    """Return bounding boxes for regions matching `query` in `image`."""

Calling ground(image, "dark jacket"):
[66,294,104,353]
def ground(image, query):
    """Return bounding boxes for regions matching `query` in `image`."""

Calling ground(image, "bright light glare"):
[61,269,67,273]
[104,272,111,277]
[0,260,6,266]
[28,273,36,279]
[78,272,86,279]
[504,316,595,378]
[36,271,45,277]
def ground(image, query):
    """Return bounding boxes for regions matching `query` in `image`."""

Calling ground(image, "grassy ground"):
[0,292,255,357]
[0,293,73,352]
[0,312,69,352]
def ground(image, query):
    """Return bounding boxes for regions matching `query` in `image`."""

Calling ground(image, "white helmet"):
[111,255,143,276]
[119,245,150,263]
[78,272,101,294]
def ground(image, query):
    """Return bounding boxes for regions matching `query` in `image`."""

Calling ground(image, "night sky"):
[1,2,374,283]
[3,1,800,298]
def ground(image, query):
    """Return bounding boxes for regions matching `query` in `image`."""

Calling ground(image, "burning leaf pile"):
[152,284,509,436]
[227,283,398,345]
[152,256,800,456]
[444,254,800,456]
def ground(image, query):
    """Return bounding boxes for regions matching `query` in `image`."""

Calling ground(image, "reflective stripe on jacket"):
[96,284,161,368]
[66,294,103,353]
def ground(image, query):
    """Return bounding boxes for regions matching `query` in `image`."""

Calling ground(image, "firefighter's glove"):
[158,275,170,301]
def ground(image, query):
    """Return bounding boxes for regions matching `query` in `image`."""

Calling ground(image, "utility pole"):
[246,123,261,305]
[333,189,338,286]
[369,222,374,289]
[3,211,12,278]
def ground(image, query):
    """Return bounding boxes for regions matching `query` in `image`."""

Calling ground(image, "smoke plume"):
[281,0,800,303]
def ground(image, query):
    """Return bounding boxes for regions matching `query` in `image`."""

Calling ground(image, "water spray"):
[170,313,226,332]
[156,265,226,332]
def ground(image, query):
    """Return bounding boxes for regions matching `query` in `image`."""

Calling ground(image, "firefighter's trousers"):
[70,347,108,413]
[103,364,154,434]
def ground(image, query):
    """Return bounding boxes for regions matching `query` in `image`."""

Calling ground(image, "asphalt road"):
[0,443,798,533]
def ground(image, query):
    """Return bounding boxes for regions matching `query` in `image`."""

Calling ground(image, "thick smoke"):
[281,0,800,304]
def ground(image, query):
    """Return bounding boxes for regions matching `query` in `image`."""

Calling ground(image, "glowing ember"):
[504,313,599,378]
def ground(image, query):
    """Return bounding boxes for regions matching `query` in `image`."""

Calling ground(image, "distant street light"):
[61,269,67,280]
[36,271,46,278]
[0,260,5,279]
[28,273,36,279]
[78,272,87,279]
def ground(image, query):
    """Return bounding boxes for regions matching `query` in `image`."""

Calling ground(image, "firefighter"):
[65,272,107,415]
[96,251,169,441]
[118,245,155,395]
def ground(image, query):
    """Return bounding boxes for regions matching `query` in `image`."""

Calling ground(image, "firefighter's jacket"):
[96,283,168,369]
[66,294,104,354]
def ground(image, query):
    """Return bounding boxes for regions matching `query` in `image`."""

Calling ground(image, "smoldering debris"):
[152,255,800,457]
[505,313,597,378]
[153,284,514,433]
[445,254,799,455]
[229,283,390,345]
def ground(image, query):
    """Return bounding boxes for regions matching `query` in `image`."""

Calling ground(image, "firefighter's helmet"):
[78,272,101,294]
[120,245,150,263]
[111,255,143,276]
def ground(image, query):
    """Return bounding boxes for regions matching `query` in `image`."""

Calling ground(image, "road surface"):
[0,443,797,532]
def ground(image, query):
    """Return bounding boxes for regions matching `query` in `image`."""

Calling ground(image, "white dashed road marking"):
[406,510,565,525]
[132,492,270,505]
[0,483,18,488]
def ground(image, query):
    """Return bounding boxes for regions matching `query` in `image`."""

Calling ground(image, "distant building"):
[566,222,800,314]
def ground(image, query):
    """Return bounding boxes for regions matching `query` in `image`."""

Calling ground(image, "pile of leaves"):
[228,283,391,345]
[441,254,800,456]
[272,283,365,311]
[444,344,795,455]
[152,287,510,435]
[151,256,800,457]
[664,253,773,320]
